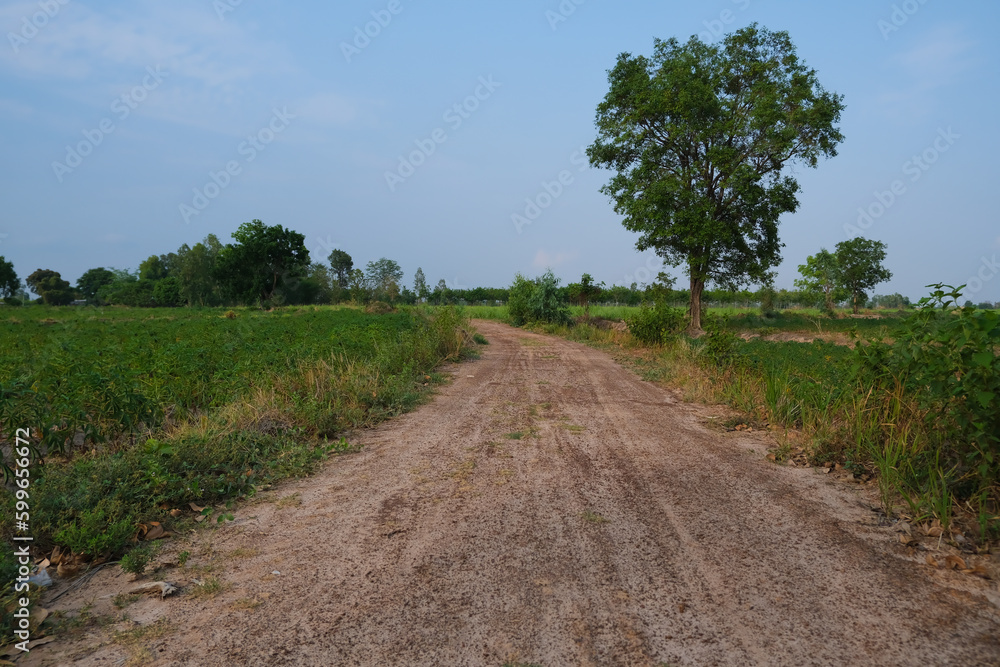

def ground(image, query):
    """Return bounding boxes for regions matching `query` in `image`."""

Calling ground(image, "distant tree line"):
[0,221,996,311]
[2,220,503,309]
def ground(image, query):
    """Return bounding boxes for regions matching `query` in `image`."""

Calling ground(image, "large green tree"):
[138,255,170,281]
[794,249,845,313]
[177,235,223,306]
[834,238,892,314]
[26,269,74,305]
[588,25,844,332]
[0,256,19,298]
[76,267,115,303]
[365,258,404,301]
[328,249,354,289]
[215,220,310,304]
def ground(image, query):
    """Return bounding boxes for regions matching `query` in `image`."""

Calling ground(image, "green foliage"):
[0,257,20,299]
[120,543,156,576]
[795,249,846,314]
[1,305,472,568]
[327,249,354,289]
[700,317,741,366]
[0,307,441,455]
[365,258,404,302]
[758,285,777,318]
[152,276,182,307]
[506,271,570,326]
[834,238,892,314]
[53,502,137,556]
[506,274,535,326]
[566,273,604,316]
[177,235,223,306]
[625,302,685,345]
[587,24,844,329]
[215,220,310,304]
[856,284,1000,504]
[76,267,115,304]
[138,255,169,282]
[26,269,74,305]
[412,267,429,301]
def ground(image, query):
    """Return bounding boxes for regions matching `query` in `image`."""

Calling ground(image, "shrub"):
[701,316,741,366]
[506,271,570,326]
[120,543,155,576]
[855,284,1000,515]
[506,274,535,326]
[625,302,685,345]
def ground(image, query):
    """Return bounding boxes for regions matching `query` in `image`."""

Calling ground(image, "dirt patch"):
[739,330,858,347]
[21,321,1000,666]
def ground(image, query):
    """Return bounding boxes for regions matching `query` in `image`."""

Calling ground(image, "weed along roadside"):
[0,305,480,650]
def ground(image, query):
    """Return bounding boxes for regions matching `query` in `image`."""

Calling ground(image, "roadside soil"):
[18,320,1000,666]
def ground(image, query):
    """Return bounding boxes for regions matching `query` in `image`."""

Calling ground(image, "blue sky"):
[2,0,998,301]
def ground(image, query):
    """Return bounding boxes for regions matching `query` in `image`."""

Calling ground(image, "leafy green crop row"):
[0,306,422,457]
[0,304,474,637]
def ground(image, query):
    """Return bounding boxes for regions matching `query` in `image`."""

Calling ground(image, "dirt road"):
[24,320,1000,666]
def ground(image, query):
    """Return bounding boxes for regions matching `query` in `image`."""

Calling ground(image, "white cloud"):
[0,2,312,134]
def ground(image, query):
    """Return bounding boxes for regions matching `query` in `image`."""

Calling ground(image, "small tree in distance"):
[566,273,603,317]
[834,238,892,314]
[0,257,20,299]
[77,267,115,304]
[214,220,310,304]
[413,267,429,302]
[795,249,844,314]
[328,249,353,289]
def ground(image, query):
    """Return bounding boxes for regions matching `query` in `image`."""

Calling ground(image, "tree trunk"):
[853,292,860,315]
[688,274,705,335]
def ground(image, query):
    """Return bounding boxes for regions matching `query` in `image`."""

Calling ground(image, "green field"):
[0,305,458,452]
[0,305,472,606]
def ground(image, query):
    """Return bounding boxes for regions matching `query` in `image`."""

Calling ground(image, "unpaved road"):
[23,320,1000,666]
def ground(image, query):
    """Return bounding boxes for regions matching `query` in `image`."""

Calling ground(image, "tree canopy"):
[567,273,604,316]
[214,220,310,304]
[0,256,19,298]
[587,24,844,331]
[794,249,845,313]
[834,238,892,314]
[76,267,115,303]
[413,267,429,301]
[365,258,404,301]
[26,269,74,305]
[328,249,353,289]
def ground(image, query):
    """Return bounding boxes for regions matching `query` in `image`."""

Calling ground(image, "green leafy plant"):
[856,284,999,519]
[506,271,570,326]
[120,543,158,576]
[625,302,685,345]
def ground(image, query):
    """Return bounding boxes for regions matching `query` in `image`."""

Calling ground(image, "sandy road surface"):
[23,320,1000,666]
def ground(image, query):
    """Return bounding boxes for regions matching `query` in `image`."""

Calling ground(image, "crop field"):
[0,306,454,452]
[0,305,471,593]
